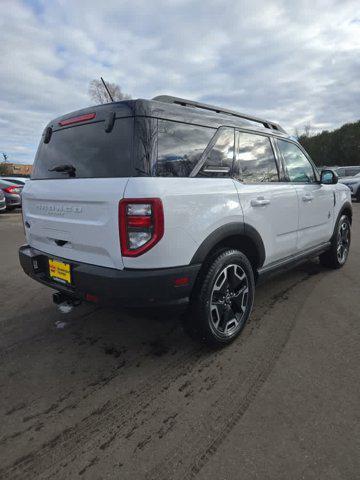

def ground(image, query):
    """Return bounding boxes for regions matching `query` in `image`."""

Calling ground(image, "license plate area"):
[49,259,71,285]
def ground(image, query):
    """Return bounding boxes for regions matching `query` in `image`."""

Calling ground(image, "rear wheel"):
[185,249,255,347]
[319,214,351,269]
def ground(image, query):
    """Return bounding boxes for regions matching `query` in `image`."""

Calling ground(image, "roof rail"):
[153,95,286,133]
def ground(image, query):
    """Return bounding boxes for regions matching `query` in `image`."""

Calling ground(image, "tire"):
[319,214,351,269]
[184,249,255,347]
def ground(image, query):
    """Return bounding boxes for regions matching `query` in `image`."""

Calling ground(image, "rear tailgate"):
[22,178,128,269]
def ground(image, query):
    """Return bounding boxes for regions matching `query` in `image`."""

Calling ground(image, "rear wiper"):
[49,164,76,177]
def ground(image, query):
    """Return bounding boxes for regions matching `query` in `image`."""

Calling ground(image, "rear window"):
[32,118,133,179]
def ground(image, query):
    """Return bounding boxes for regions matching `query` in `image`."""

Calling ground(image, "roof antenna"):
[101,77,114,102]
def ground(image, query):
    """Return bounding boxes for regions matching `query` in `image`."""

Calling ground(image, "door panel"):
[234,182,298,265]
[295,184,334,250]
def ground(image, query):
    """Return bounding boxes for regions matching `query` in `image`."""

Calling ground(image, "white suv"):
[20,96,352,346]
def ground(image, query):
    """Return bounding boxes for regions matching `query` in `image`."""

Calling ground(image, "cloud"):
[0,0,359,164]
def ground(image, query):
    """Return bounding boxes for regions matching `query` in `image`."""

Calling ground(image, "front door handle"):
[251,197,270,207]
[302,194,314,202]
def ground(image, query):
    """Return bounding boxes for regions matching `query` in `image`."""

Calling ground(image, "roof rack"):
[153,95,286,134]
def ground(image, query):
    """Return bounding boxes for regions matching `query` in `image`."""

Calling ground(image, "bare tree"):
[88,79,131,104]
[303,123,313,138]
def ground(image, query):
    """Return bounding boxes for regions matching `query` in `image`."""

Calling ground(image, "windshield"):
[32,118,133,179]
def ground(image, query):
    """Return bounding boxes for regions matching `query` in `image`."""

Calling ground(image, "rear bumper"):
[19,245,201,306]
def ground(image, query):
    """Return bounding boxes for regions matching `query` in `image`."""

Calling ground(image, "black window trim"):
[233,128,282,184]
[274,137,320,184]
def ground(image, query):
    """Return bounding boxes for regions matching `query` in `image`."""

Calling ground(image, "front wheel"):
[319,214,351,269]
[185,249,255,347]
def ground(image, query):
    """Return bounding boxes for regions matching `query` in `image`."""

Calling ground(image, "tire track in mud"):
[146,271,322,480]
[0,336,204,479]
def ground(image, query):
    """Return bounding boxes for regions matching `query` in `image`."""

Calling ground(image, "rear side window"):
[32,118,133,179]
[235,132,279,183]
[156,120,214,177]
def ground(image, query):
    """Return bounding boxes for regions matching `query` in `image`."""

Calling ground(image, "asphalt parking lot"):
[1,207,359,480]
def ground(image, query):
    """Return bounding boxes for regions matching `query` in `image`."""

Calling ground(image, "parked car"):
[339,172,360,201]
[0,176,29,186]
[0,189,6,213]
[335,166,360,178]
[0,179,23,210]
[19,96,352,346]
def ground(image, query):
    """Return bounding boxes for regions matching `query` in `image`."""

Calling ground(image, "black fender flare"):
[330,201,352,244]
[338,201,352,222]
[190,222,266,268]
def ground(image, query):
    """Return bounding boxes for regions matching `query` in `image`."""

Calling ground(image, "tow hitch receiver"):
[53,292,81,314]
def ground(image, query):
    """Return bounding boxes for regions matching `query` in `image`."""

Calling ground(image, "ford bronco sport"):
[19,96,352,346]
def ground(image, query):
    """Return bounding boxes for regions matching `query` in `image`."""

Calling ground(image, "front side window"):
[235,132,279,183]
[277,140,315,183]
[198,128,234,177]
[156,120,215,177]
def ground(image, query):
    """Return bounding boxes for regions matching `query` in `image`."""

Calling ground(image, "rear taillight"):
[119,198,164,257]
[3,186,21,194]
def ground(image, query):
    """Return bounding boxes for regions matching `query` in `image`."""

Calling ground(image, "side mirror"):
[320,169,338,185]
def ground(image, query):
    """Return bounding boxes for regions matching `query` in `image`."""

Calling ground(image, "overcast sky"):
[0,0,359,164]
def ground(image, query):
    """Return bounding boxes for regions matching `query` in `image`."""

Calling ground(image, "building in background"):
[0,163,32,176]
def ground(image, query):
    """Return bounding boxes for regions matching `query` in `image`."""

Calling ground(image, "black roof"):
[47,95,288,138]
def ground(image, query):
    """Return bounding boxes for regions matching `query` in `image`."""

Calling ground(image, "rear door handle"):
[302,194,314,202]
[251,197,270,207]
